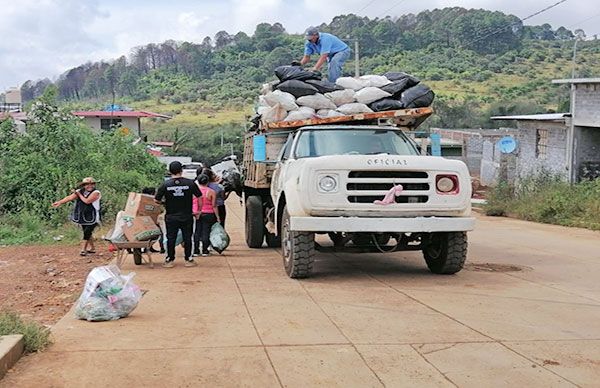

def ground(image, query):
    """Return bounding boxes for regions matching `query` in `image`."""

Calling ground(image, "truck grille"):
[346,170,430,204]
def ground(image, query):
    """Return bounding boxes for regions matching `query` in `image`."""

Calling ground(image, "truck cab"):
[242,108,474,278]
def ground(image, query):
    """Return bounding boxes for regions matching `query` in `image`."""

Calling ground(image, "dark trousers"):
[165,216,193,261]
[200,213,217,254]
[218,205,226,227]
[193,218,202,254]
[81,223,97,240]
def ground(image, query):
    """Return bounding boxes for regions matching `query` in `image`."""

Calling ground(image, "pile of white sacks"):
[256,68,434,124]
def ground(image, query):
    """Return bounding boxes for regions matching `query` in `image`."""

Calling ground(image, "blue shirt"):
[304,32,349,57]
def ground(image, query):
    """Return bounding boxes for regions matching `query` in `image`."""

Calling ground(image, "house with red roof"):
[72,109,171,138]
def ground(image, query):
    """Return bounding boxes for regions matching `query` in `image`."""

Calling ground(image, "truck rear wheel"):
[281,206,315,278]
[423,232,467,274]
[245,195,264,248]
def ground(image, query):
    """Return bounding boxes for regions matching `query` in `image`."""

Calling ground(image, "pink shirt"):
[193,185,216,214]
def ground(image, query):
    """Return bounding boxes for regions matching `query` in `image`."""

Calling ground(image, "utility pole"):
[354,40,360,77]
[571,29,586,79]
[346,36,360,77]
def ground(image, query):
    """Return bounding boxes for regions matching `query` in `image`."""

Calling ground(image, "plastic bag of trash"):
[336,103,373,115]
[106,211,131,243]
[276,80,319,98]
[284,106,316,121]
[359,75,392,88]
[305,79,343,94]
[210,223,230,254]
[354,87,392,105]
[260,103,288,123]
[381,79,411,97]
[382,71,421,87]
[296,93,337,110]
[317,109,345,118]
[369,98,404,112]
[162,229,183,248]
[400,84,435,108]
[221,169,243,198]
[274,65,321,82]
[263,90,298,111]
[335,77,368,91]
[325,89,356,106]
[74,265,143,322]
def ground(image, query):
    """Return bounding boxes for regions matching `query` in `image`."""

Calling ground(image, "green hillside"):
[17,7,600,161]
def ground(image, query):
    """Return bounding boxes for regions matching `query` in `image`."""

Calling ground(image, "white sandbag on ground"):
[354,87,392,105]
[325,89,356,106]
[261,103,288,123]
[317,109,346,118]
[263,90,298,111]
[296,93,337,110]
[337,103,373,115]
[359,75,392,88]
[335,77,368,91]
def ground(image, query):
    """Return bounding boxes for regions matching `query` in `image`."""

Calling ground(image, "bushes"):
[485,173,600,230]
[0,101,164,242]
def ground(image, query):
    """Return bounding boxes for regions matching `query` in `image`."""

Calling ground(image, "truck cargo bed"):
[263,107,433,131]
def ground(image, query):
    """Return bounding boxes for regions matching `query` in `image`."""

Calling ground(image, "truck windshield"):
[294,129,418,158]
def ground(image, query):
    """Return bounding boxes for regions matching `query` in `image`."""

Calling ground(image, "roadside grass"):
[0,311,52,353]
[0,213,83,246]
[484,175,600,230]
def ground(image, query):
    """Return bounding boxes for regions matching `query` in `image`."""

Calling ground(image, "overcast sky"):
[1,0,598,90]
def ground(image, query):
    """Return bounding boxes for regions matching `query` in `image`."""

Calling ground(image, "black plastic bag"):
[369,98,404,112]
[400,84,435,109]
[305,79,343,94]
[381,79,410,97]
[275,65,321,82]
[275,80,319,98]
[382,72,420,87]
[222,169,243,198]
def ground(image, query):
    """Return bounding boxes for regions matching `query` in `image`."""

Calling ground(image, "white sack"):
[298,106,316,115]
[296,93,337,110]
[257,95,270,108]
[354,87,392,105]
[337,103,373,115]
[317,109,346,118]
[261,103,288,123]
[335,77,368,91]
[325,89,356,106]
[359,75,392,88]
[264,90,298,111]
[284,109,315,121]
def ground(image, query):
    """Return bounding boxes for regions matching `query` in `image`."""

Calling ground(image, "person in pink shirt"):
[193,174,221,256]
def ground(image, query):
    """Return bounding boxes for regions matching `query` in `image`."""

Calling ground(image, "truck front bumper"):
[290,216,475,233]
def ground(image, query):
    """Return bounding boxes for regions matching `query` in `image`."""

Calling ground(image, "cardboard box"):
[122,216,162,242]
[124,192,162,222]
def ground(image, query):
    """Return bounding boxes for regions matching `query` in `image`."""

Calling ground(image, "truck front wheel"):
[281,206,315,278]
[422,232,468,274]
[245,195,265,248]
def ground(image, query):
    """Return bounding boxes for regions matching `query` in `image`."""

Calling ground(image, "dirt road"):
[2,205,600,387]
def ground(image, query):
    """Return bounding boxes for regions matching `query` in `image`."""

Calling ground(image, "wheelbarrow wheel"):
[133,249,143,265]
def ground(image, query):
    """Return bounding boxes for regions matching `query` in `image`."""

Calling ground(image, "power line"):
[376,0,408,19]
[463,0,569,48]
[355,0,378,15]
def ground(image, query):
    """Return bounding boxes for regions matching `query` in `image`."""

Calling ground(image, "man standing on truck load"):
[155,161,202,268]
[300,26,350,82]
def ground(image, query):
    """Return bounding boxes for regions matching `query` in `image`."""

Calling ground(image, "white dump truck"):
[242,107,475,278]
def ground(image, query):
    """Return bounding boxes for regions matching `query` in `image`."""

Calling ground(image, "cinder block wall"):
[574,84,600,126]
[516,121,568,180]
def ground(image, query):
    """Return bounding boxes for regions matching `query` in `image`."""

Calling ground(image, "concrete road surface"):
[3,205,600,387]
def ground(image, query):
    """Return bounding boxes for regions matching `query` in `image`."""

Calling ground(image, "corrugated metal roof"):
[490,113,570,121]
[552,78,600,84]
[72,110,171,119]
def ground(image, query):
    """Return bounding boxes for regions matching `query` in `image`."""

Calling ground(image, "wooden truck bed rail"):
[263,107,433,131]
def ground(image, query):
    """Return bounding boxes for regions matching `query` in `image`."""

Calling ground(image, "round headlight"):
[436,177,455,192]
[318,175,337,192]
